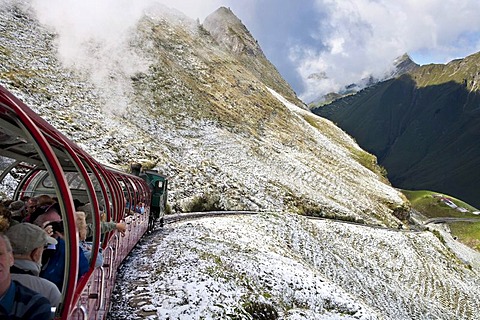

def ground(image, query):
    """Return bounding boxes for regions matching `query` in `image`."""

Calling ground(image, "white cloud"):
[24,0,480,104]
[31,0,150,62]
[296,0,480,102]
[28,0,161,113]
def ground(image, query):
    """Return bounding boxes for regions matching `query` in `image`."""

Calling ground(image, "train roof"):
[0,85,144,181]
[0,85,89,170]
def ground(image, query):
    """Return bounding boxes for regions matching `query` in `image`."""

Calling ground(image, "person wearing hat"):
[8,200,25,223]
[5,223,61,308]
[0,232,52,319]
[40,219,89,291]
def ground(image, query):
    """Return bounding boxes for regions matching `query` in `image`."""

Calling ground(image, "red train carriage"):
[0,85,167,319]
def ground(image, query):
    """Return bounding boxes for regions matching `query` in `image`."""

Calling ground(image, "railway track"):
[161,211,425,233]
[425,217,480,224]
[163,211,259,224]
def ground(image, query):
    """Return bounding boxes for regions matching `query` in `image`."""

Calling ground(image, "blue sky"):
[29,0,480,103]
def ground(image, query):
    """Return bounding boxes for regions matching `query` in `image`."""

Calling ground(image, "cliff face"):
[203,7,264,57]
[203,7,304,107]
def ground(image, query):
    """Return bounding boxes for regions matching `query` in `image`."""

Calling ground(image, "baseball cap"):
[6,222,58,254]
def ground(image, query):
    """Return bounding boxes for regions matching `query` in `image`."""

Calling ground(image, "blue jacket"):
[0,280,52,320]
[40,238,89,291]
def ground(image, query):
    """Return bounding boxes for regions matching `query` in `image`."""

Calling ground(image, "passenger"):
[6,223,61,308]
[40,220,89,291]
[24,197,39,220]
[23,197,53,224]
[1,199,14,210]
[0,233,52,319]
[86,219,127,238]
[78,203,127,237]
[20,205,59,270]
[76,212,103,268]
[0,203,20,231]
[32,203,62,228]
[0,205,12,232]
[77,203,97,225]
[73,199,85,210]
[9,200,26,222]
[136,202,145,214]
[36,195,55,207]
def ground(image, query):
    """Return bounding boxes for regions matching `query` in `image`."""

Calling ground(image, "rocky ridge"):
[0,2,404,225]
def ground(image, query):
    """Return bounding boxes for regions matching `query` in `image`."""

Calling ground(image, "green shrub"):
[392,204,411,221]
[431,229,446,245]
[230,301,278,320]
[243,301,278,320]
[297,202,324,217]
[164,203,172,215]
[351,149,388,181]
[185,193,223,212]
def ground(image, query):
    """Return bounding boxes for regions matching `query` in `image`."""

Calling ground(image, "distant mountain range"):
[309,53,420,107]
[313,52,480,208]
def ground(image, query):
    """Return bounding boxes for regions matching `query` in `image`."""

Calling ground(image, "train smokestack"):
[130,162,142,176]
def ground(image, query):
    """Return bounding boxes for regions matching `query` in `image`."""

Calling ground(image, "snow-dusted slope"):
[109,213,480,319]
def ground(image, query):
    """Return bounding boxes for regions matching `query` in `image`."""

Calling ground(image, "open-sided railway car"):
[0,85,167,319]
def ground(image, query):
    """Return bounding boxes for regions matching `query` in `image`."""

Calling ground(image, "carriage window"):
[0,156,17,198]
[0,157,34,199]
[67,173,86,190]
[42,175,53,188]
[0,155,15,170]
[43,173,83,189]
[43,172,102,191]
[43,172,85,189]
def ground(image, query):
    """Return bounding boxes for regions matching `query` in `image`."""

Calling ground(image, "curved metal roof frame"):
[0,86,79,317]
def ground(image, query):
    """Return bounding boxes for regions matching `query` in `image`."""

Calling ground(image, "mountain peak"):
[208,7,238,23]
[203,6,304,108]
[391,53,419,77]
[203,7,263,57]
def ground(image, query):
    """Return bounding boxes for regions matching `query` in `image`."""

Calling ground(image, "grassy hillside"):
[313,56,480,208]
[402,189,480,250]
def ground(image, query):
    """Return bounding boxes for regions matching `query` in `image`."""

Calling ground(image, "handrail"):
[97,266,106,310]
